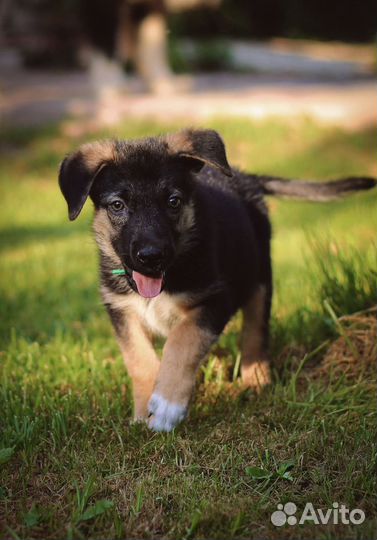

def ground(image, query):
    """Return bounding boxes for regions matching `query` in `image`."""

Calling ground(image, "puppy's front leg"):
[108,307,160,421]
[148,312,216,432]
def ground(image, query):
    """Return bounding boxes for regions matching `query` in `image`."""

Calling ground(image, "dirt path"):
[1,44,376,130]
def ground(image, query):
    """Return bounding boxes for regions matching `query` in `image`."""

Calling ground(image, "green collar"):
[111,269,129,276]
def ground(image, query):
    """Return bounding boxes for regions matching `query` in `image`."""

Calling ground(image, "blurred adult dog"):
[59,129,376,431]
[80,0,220,94]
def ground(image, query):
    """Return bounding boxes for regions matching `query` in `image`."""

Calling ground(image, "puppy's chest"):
[133,294,185,335]
[103,288,187,336]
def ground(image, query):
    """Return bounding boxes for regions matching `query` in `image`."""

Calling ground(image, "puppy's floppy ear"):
[59,140,116,220]
[165,129,232,177]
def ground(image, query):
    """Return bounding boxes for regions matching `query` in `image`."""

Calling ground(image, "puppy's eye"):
[168,195,182,210]
[109,200,125,213]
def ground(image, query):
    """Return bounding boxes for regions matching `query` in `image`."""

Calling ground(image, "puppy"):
[59,129,376,431]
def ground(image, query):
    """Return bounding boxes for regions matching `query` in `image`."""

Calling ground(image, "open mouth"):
[112,266,165,298]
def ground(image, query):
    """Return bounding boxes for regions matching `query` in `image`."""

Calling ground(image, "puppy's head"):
[59,129,231,298]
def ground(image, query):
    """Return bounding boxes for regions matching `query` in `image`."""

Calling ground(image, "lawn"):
[0,117,376,540]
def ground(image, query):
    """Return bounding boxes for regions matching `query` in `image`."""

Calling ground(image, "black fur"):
[59,152,105,220]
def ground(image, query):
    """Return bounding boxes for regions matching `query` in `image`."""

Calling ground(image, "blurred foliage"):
[169,39,233,72]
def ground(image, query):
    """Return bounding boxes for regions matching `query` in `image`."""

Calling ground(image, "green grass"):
[0,118,376,539]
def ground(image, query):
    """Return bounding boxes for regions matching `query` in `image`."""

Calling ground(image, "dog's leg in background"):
[148,313,216,432]
[136,9,174,94]
[241,285,271,391]
[108,307,160,421]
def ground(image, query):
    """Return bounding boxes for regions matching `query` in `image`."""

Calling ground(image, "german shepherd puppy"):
[59,129,376,431]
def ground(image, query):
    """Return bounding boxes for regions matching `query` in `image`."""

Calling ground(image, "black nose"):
[136,246,164,268]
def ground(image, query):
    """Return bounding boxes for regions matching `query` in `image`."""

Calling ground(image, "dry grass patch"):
[315,308,376,381]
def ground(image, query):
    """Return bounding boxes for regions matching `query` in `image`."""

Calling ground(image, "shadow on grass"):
[0,123,62,153]
[0,223,89,253]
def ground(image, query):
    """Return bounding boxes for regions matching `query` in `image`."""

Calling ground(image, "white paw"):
[148,393,187,432]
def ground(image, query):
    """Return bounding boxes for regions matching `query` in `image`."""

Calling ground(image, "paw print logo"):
[271,502,297,526]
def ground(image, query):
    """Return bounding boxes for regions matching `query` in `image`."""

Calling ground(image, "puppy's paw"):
[241,360,271,393]
[148,393,187,432]
[132,401,150,424]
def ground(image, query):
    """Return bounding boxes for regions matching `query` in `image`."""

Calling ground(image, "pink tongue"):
[132,271,163,298]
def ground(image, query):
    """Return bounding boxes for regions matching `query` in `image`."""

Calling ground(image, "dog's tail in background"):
[258,176,377,201]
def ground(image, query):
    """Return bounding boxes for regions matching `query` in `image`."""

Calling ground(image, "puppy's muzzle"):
[131,241,174,275]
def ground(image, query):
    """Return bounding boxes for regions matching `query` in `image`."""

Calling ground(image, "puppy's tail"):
[259,176,377,201]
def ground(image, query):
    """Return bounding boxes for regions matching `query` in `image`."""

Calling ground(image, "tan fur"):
[176,201,197,255]
[165,130,231,176]
[165,131,194,155]
[116,313,160,420]
[177,200,195,233]
[79,140,117,173]
[241,285,271,391]
[101,286,190,337]
[103,288,209,419]
[153,312,216,406]
[93,209,122,266]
